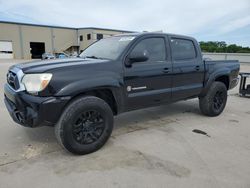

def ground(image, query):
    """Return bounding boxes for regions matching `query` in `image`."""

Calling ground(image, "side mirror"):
[126,50,149,67]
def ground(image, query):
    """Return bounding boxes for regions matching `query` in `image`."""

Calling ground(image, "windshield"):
[80,36,135,60]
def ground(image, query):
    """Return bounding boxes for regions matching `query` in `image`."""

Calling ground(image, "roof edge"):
[0,20,75,29]
[77,27,135,33]
[0,20,135,33]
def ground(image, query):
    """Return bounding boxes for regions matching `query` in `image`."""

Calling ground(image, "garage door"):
[0,41,13,59]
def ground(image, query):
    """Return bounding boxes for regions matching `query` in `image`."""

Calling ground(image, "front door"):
[124,36,172,110]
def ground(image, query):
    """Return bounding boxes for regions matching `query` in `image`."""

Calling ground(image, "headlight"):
[21,73,52,94]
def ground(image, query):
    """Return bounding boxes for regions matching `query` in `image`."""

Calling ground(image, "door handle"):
[162,67,169,73]
[195,66,200,71]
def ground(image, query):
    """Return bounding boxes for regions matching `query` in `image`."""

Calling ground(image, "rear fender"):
[199,68,230,97]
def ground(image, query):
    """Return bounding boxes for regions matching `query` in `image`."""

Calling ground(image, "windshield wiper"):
[84,55,101,59]
[82,55,111,60]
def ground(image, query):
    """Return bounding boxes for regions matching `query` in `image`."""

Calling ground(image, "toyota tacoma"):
[4,32,240,154]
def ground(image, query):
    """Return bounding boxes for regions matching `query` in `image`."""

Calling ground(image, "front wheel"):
[55,96,114,155]
[199,81,227,117]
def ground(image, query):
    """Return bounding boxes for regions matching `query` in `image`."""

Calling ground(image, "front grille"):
[7,71,20,90]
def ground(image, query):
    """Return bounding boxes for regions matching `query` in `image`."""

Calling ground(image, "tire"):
[55,96,113,155]
[199,81,227,117]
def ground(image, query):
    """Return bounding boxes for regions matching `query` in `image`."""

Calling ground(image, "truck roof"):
[115,32,196,41]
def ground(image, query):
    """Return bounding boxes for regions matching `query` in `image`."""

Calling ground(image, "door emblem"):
[127,86,132,92]
[131,86,147,90]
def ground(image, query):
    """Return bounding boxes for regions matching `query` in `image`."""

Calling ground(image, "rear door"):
[123,35,172,110]
[170,37,204,101]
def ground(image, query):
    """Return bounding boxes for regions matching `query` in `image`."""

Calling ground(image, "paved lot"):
[0,60,250,188]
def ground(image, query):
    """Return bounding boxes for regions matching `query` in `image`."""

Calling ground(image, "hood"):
[12,58,109,73]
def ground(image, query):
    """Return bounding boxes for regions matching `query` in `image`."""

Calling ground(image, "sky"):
[0,0,250,46]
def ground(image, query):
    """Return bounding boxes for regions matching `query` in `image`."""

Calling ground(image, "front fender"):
[55,77,122,96]
[54,77,125,113]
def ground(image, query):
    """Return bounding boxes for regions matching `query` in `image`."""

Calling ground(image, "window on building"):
[171,38,196,60]
[87,34,91,40]
[130,37,166,62]
[79,35,83,41]
[96,34,103,40]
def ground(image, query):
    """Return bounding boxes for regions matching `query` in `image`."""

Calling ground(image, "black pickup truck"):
[4,32,240,154]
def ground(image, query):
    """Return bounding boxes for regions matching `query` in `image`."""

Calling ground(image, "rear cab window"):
[170,38,197,61]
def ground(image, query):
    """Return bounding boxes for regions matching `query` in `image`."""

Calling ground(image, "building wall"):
[78,28,129,52]
[77,29,94,51]
[53,28,78,53]
[0,23,22,58]
[0,22,132,59]
[0,23,78,59]
[21,25,53,59]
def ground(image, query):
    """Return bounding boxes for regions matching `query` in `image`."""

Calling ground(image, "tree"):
[199,41,250,53]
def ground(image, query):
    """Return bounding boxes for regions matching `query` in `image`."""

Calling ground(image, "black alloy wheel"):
[199,81,227,117]
[72,110,105,145]
[213,90,225,111]
[55,96,114,155]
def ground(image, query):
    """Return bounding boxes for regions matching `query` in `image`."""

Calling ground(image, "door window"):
[171,38,196,60]
[131,38,166,62]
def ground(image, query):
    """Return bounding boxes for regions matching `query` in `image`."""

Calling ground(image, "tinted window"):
[131,38,166,62]
[171,38,196,60]
[87,34,91,40]
[79,35,83,41]
[97,34,103,40]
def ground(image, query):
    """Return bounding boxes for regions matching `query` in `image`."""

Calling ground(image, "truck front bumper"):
[4,84,70,127]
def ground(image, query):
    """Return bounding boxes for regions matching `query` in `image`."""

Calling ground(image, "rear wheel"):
[55,96,113,155]
[199,81,227,117]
